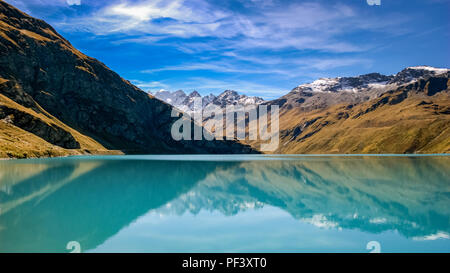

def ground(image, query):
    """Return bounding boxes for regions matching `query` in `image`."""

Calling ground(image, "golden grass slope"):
[273,89,450,154]
[0,93,121,158]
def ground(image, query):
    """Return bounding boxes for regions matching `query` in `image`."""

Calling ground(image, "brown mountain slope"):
[266,74,450,154]
[0,92,119,158]
[0,1,255,158]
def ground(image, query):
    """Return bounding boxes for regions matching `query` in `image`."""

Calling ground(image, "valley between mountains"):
[0,0,449,158]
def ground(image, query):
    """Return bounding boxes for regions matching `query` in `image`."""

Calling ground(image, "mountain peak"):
[173,90,186,96]
[154,89,265,114]
[188,90,201,98]
[294,66,449,94]
[296,73,391,93]
[218,90,239,98]
[390,66,449,85]
[405,66,449,74]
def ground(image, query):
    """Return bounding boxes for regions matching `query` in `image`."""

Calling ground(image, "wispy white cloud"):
[137,53,372,97]
[141,61,292,76]
[130,76,287,99]
[130,79,169,91]
[76,0,228,37]
[55,0,405,53]
[10,0,418,97]
[293,58,372,71]
[412,232,450,241]
[174,77,288,99]
[141,56,371,77]
[6,0,79,11]
[66,0,80,6]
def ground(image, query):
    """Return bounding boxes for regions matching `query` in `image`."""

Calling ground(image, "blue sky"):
[6,0,450,99]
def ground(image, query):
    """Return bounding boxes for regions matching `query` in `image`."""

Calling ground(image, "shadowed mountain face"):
[0,1,255,157]
[0,156,448,252]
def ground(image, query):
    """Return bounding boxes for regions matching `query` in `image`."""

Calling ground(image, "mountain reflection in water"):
[0,155,449,252]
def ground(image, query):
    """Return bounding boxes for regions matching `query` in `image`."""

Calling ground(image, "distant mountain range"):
[269,66,448,110]
[294,66,448,93]
[154,67,448,113]
[0,1,448,158]
[152,89,264,114]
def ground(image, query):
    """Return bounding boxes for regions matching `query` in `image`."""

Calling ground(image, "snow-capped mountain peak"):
[187,90,201,98]
[203,93,217,105]
[406,66,449,74]
[217,90,239,99]
[296,73,391,93]
[153,89,265,115]
[295,66,449,94]
[154,89,187,105]
[389,66,449,85]
[214,90,264,107]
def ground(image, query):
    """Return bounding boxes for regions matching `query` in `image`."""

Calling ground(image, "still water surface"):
[0,155,449,253]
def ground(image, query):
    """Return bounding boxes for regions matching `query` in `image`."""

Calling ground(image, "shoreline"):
[2,152,449,161]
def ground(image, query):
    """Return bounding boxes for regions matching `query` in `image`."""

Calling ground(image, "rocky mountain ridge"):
[153,89,265,114]
[293,66,448,94]
[268,66,449,112]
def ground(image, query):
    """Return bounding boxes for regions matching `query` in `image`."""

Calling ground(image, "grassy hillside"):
[0,93,121,158]
[269,77,450,154]
[241,75,450,154]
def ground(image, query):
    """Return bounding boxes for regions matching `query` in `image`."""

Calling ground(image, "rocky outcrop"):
[0,104,79,149]
[352,73,450,119]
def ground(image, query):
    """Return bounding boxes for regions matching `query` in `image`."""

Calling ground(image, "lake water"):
[0,155,449,253]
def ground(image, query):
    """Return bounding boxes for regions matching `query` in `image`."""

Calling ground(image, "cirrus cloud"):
[66,0,81,6]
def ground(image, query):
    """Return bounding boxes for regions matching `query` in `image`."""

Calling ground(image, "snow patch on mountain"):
[295,66,449,93]
[407,66,449,74]
[296,73,392,93]
[389,66,449,85]
[153,89,265,114]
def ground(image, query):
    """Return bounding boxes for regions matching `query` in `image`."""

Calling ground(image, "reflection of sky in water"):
[0,155,449,253]
[92,206,450,253]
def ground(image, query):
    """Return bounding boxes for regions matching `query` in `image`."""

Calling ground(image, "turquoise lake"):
[0,155,449,253]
